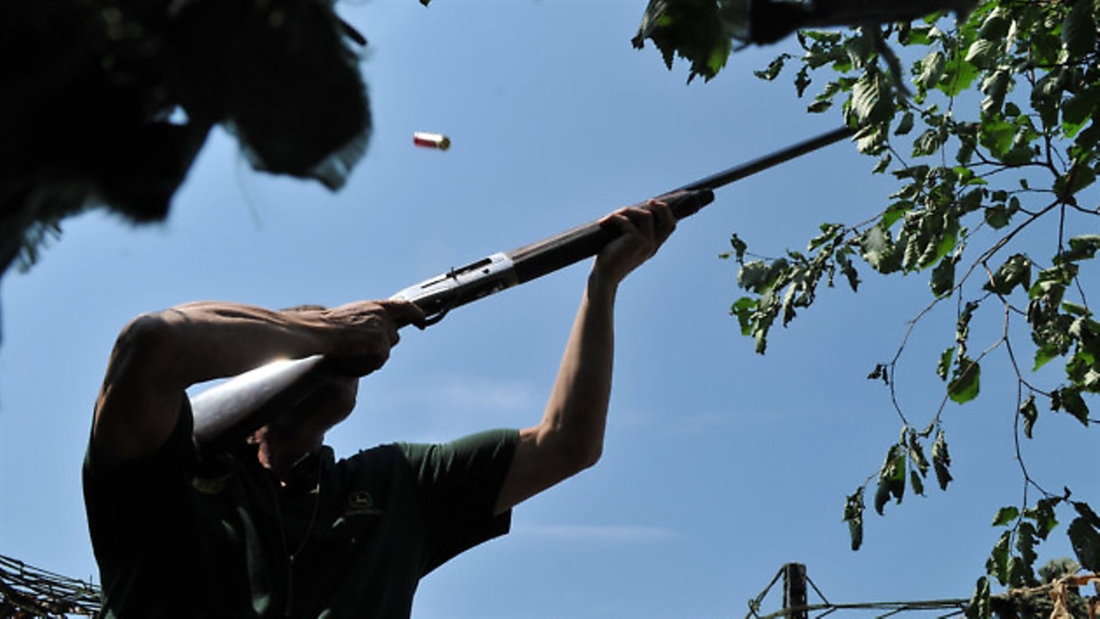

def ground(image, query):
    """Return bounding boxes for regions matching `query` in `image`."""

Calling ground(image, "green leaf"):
[1032,68,1065,130]
[754,54,791,82]
[909,470,925,496]
[1024,497,1061,539]
[964,576,991,619]
[1033,340,1065,371]
[1001,145,1036,166]
[738,260,771,291]
[984,254,1032,295]
[957,300,979,347]
[916,50,946,91]
[932,429,953,491]
[872,153,892,174]
[948,356,981,404]
[913,128,944,157]
[964,39,1000,69]
[907,431,930,475]
[1074,501,1100,526]
[851,71,893,125]
[794,65,813,98]
[859,226,900,274]
[1068,513,1100,572]
[843,487,865,551]
[986,530,1012,585]
[874,444,906,515]
[980,69,1011,117]
[1062,87,1100,135]
[728,233,748,263]
[958,186,985,214]
[1054,386,1090,426]
[1030,23,1063,65]
[1083,369,1100,392]
[730,297,757,336]
[1020,394,1038,438]
[836,251,860,292]
[631,0,732,82]
[983,206,1009,229]
[930,254,957,297]
[881,200,911,229]
[1059,234,1100,263]
[992,506,1019,527]
[705,37,732,76]
[977,9,1010,41]
[1062,0,1097,59]
[983,197,1018,229]
[1075,119,1100,153]
[1016,521,1039,581]
[1055,163,1097,200]
[867,363,889,384]
[937,347,955,381]
[979,118,1015,158]
[895,112,915,136]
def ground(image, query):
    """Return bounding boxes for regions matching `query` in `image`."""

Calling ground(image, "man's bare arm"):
[494,202,676,515]
[92,300,421,465]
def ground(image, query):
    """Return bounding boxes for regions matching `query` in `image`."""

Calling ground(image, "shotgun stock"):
[190,126,853,451]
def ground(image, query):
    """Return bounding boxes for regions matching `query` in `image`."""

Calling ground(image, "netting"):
[0,555,100,618]
[745,564,1100,619]
[2,555,1097,618]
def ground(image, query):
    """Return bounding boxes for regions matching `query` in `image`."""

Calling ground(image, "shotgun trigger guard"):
[389,252,518,326]
[420,300,453,327]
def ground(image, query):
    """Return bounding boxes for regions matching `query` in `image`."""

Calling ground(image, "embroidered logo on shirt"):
[344,490,383,516]
[191,474,230,494]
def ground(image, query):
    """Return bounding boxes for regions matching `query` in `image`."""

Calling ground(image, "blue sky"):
[1,1,1096,617]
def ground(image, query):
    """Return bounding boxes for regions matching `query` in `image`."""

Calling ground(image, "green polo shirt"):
[83,396,519,618]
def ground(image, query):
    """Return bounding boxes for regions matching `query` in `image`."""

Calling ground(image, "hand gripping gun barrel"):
[191,126,852,452]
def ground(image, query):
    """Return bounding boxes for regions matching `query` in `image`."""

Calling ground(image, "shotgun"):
[190,125,853,452]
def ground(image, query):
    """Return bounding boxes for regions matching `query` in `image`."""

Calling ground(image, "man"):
[83,201,676,618]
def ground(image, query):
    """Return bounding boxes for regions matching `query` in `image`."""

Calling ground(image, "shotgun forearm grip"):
[508,189,714,284]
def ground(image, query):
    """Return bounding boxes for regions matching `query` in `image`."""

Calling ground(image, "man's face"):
[264,375,360,441]
[298,375,360,430]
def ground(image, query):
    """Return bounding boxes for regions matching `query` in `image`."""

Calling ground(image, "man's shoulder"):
[332,443,406,479]
[337,429,518,475]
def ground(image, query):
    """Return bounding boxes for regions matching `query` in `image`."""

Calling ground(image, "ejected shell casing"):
[413,132,451,151]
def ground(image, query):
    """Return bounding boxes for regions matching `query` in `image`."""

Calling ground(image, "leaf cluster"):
[965,493,1100,618]
[746,5,1099,612]
[722,223,859,353]
[842,424,953,551]
[1,0,371,277]
[634,0,1099,602]
[631,0,738,83]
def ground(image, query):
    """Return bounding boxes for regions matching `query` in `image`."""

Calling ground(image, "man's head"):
[253,305,363,453]
[293,372,360,431]
[248,372,359,465]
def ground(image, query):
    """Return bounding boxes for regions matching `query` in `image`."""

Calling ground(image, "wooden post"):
[782,563,808,619]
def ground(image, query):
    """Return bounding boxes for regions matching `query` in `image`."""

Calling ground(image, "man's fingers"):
[592,199,681,285]
[633,206,657,242]
[321,301,414,360]
[647,199,677,243]
[377,299,427,330]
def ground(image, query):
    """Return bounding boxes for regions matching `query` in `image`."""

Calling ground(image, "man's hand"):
[303,300,426,376]
[592,199,677,287]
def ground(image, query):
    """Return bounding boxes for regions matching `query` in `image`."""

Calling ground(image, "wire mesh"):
[0,555,100,618]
